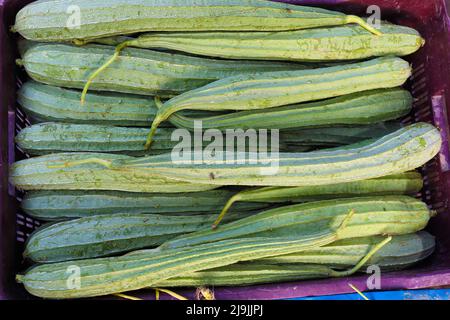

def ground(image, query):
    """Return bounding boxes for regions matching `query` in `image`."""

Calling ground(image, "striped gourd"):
[15,123,314,156]
[17,43,304,98]
[18,81,156,127]
[17,81,404,139]
[24,212,258,263]
[15,124,178,156]
[258,231,435,271]
[21,190,269,221]
[167,88,412,131]
[146,57,412,146]
[13,0,380,42]
[14,212,374,299]
[153,232,435,287]
[9,153,217,193]
[279,123,402,148]
[94,24,422,62]
[159,196,432,251]
[10,123,441,190]
[156,263,341,288]
[213,172,423,227]
[17,81,219,126]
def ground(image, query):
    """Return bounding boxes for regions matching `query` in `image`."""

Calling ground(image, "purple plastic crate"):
[2,0,450,300]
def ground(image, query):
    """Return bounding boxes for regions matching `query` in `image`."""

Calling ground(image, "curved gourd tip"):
[16,274,24,283]
[10,25,17,33]
[346,15,382,36]
[196,287,215,300]
[16,59,24,66]
[73,39,88,46]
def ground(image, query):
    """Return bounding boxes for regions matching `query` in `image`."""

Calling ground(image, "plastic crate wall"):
[2,0,450,300]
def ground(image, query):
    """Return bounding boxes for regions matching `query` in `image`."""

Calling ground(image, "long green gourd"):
[213,172,422,227]
[9,153,217,193]
[88,24,421,62]
[18,81,156,127]
[21,190,268,221]
[24,196,425,263]
[146,57,412,147]
[21,172,421,221]
[157,263,348,288]
[12,122,353,157]
[17,43,304,100]
[279,123,402,148]
[15,124,180,156]
[17,81,406,138]
[10,123,441,190]
[159,196,432,251]
[17,81,222,126]
[151,232,435,287]
[15,122,314,156]
[166,88,412,131]
[258,231,435,271]
[13,0,380,42]
[14,211,378,299]
[24,212,258,263]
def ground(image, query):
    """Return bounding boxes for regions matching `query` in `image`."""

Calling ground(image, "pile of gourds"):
[10,0,440,299]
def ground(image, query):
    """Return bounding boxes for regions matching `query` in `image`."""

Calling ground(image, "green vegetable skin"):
[21,171,421,221]
[147,57,412,146]
[17,80,225,126]
[14,0,380,42]
[154,232,436,287]
[14,211,367,299]
[24,211,257,263]
[97,24,423,62]
[17,43,306,98]
[9,153,217,193]
[124,123,441,187]
[26,195,430,263]
[14,122,315,156]
[17,81,156,127]
[21,190,269,221]
[213,171,422,227]
[159,196,432,250]
[167,88,412,131]
[228,172,423,204]
[258,231,435,270]
[9,123,442,190]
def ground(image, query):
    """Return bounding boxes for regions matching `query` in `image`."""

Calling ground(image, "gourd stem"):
[80,41,131,105]
[154,96,164,109]
[144,97,167,149]
[47,158,114,169]
[145,116,164,150]
[212,194,243,229]
[331,235,392,277]
[346,15,382,36]
[196,287,215,300]
[73,39,90,46]
[152,288,188,300]
[336,208,355,234]
[114,293,142,300]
